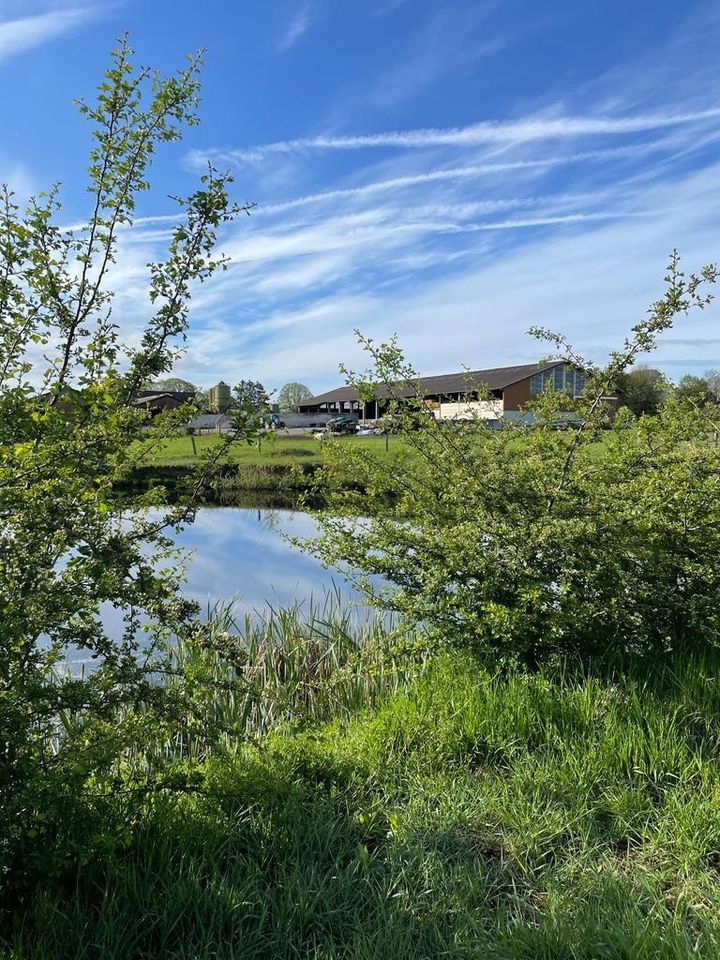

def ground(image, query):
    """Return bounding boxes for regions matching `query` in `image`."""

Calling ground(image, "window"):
[573,370,587,397]
[530,368,561,395]
[530,364,587,396]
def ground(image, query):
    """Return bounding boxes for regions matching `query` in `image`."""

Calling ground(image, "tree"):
[675,374,713,405]
[307,254,720,666]
[0,38,255,900]
[234,379,269,412]
[145,376,197,393]
[277,381,313,413]
[705,368,720,403]
[615,366,669,416]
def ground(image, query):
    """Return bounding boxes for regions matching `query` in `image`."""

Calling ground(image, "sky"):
[1,0,720,394]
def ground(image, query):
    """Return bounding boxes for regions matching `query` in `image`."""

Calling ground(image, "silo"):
[209,381,231,412]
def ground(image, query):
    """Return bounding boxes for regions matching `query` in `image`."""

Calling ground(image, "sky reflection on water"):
[175,507,361,616]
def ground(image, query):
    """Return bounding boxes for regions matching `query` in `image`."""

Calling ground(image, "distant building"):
[298,361,592,421]
[208,381,231,412]
[133,390,194,416]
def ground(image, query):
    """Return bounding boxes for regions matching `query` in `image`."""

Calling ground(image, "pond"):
[69,507,369,669]
[170,506,363,615]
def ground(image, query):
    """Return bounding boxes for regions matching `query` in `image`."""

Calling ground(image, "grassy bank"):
[141,433,395,467]
[9,647,720,958]
[119,462,322,505]
[124,433,398,502]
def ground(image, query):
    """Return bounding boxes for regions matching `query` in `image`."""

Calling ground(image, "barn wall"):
[502,378,532,411]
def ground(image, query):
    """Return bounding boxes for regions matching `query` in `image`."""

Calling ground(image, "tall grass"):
[11,650,720,959]
[164,592,428,756]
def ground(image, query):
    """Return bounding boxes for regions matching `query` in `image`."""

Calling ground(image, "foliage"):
[675,373,716,405]
[163,594,426,755]
[233,379,269,411]
[0,38,257,900]
[277,380,313,412]
[615,365,670,416]
[308,253,720,664]
[10,650,720,958]
[144,376,197,393]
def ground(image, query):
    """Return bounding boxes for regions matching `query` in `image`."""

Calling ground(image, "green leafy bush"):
[310,255,720,664]
[0,40,249,901]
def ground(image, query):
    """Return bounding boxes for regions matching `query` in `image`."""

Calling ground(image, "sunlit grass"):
[12,648,720,958]
[139,433,399,466]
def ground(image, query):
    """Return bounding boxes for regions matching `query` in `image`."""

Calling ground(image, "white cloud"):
[277,3,313,52]
[249,144,665,215]
[0,4,101,63]
[0,160,38,199]
[356,5,503,111]
[187,107,720,166]
[103,132,720,387]
[171,160,720,391]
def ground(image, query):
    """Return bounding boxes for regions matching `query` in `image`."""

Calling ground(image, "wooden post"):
[190,432,197,456]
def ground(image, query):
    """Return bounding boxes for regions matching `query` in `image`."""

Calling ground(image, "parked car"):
[325,416,357,434]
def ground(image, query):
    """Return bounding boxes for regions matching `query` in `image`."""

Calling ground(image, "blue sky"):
[1,0,720,393]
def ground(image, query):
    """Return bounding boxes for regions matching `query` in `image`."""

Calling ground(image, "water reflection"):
[176,507,360,614]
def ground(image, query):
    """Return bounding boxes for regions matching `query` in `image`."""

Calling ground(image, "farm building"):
[298,361,590,421]
[133,390,194,416]
[187,413,235,433]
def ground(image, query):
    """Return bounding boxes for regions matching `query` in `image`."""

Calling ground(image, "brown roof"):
[300,361,562,406]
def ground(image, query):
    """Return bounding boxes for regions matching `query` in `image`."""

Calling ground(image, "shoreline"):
[116,462,328,508]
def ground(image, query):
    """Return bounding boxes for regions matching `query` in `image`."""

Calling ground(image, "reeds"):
[165,590,428,756]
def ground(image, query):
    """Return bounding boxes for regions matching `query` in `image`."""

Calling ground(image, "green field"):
[12,649,720,958]
[140,432,395,467]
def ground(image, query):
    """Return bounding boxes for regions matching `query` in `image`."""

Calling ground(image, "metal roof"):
[299,361,562,406]
[134,392,186,404]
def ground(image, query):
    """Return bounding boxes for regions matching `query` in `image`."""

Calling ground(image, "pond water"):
[67,507,368,668]
[171,506,362,615]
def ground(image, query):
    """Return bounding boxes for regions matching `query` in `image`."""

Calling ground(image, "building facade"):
[298,361,589,422]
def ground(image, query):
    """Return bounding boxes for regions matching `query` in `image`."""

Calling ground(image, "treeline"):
[617,366,720,416]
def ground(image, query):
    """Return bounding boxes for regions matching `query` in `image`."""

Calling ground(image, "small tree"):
[0,38,255,899]
[307,254,720,665]
[234,379,269,411]
[615,366,670,416]
[277,381,313,413]
[675,374,713,405]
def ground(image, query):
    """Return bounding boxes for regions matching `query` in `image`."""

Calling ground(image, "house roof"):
[299,361,563,407]
[133,392,190,406]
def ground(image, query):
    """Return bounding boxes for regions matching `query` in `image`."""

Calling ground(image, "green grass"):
[165,597,426,751]
[10,649,720,959]
[141,433,396,467]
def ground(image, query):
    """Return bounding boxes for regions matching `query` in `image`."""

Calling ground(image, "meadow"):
[139,432,395,467]
[10,638,720,959]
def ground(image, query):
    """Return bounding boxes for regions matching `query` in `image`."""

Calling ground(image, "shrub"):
[309,255,720,664]
[0,39,248,901]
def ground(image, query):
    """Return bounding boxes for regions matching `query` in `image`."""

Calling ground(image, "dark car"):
[325,416,357,434]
